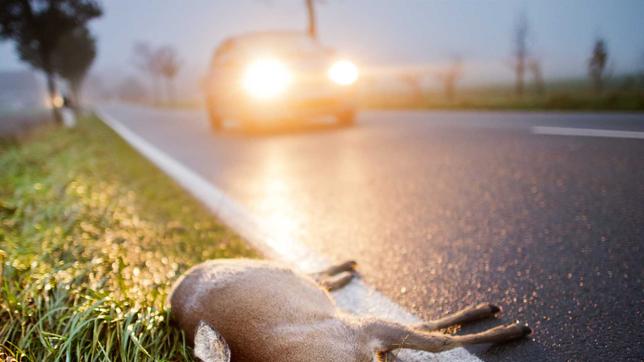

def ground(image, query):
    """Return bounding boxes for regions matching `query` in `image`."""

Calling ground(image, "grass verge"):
[0,115,256,361]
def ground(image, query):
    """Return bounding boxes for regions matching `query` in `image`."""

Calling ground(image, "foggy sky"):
[1,0,643,92]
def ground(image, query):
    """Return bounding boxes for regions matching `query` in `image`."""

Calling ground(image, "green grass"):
[0,115,257,361]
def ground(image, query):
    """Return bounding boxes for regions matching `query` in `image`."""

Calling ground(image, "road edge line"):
[96,108,481,362]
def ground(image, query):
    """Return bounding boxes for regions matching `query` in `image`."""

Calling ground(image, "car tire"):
[336,109,356,126]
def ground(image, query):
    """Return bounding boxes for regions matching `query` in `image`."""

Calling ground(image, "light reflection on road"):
[254,144,302,248]
[233,129,382,269]
[99,103,644,361]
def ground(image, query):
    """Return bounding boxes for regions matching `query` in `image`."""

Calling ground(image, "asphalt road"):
[99,104,644,361]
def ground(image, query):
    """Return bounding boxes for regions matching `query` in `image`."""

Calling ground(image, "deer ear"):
[194,321,231,362]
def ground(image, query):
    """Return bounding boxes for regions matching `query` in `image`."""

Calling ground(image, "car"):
[204,31,359,130]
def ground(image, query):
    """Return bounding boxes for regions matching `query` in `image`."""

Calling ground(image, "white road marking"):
[97,108,482,362]
[532,126,644,139]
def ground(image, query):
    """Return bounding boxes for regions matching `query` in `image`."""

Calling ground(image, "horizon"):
[1,0,643,96]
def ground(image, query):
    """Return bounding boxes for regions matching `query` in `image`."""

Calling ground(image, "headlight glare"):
[328,60,358,85]
[243,58,292,99]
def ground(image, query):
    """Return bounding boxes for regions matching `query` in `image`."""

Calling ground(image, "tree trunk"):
[592,73,604,95]
[305,0,317,39]
[170,79,175,105]
[515,59,525,98]
[70,82,82,117]
[530,61,545,95]
[165,78,174,105]
[46,72,62,124]
[152,76,160,106]
[445,79,455,102]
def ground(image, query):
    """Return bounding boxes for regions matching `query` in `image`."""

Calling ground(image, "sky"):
[1,0,643,93]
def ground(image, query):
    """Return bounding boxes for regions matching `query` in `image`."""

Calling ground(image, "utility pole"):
[305,0,317,39]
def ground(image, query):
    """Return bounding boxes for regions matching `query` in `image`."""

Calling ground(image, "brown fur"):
[170,259,531,362]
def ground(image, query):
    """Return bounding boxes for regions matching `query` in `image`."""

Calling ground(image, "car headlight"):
[242,58,292,100]
[328,60,358,85]
[49,94,64,109]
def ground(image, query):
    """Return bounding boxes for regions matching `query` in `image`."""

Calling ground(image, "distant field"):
[359,75,644,112]
[359,91,644,112]
[122,74,644,113]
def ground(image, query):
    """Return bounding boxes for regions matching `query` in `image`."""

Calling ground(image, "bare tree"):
[588,38,608,94]
[53,26,97,110]
[156,46,180,103]
[512,13,529,97]
[117,76,148,103]
[132,44,180,104]
[399,71,425,104]
[528,57,545,95]
[437,56,463,102]
[0,0,102,123]
[640,50,644,87]
[132,42,160,104]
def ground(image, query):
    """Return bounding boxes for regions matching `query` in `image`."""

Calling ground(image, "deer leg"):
[365,319,531,355]
[319,271,355,291]
[310,260,358,290]
[414,303,501,331]
[311,260,357,280]
[455,323,532,346]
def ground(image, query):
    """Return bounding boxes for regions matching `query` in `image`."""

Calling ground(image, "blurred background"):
[2,0,644,115]
[1,2,644,361]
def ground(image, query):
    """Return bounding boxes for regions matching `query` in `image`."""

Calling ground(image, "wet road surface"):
[99,104,644,361]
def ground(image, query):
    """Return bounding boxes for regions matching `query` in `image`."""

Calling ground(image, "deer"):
[169,259,531,361]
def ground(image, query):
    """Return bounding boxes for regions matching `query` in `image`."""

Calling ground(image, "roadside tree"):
[156,46,180,103]
[511,13,529,97]
[132,42,161,104]
[528,58,545,95]
[589,38,608,94]
[400,71,426,104]
[52,25,97,110]
[0,0,102,123]
[438,56,463,102]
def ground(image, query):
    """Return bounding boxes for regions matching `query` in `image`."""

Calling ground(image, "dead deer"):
[169,259,531,361]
